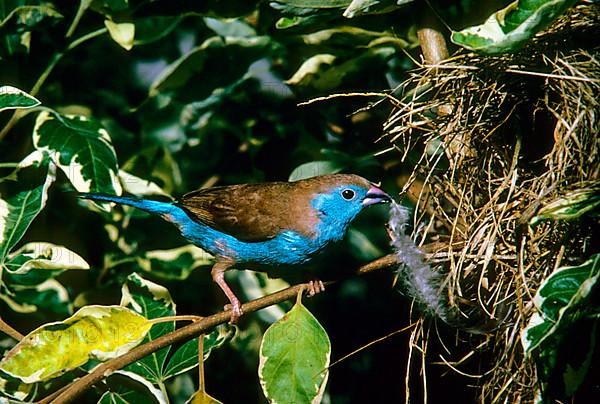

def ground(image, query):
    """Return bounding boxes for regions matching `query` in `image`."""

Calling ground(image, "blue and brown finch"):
[80,174,391,322]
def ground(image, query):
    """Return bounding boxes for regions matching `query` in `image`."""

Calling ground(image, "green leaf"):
[285,54,337,87]
[104,20,135,50]
[163,325,234,380]
[259,295,331,404]
[204,17,256,37]
[0,5,63,55]
[300,26,401,47]
[523,254,600,352]
[0,278,72,315]
[530,185,600,226]
[100,371,166,403]
[98,385,155,404]
[271,0,409,17]
[0,151,55,262]
[286,47,395,91]
[276,16,308,29]
[121,273,175,384]
[288,160,343,181]
[0,86,40,111]
[451,0,578,54]
[121,147,182,195]
[0,241,88,315]
[133,16,182,45]
[4,242,90,286]
[119,170,172,198]
[32,110,122,196]
[271,0,350,8]
[521,254,600,401]
[0,305,151,383]
[275,13,340,30]
[0,375,32,401]
[0,4,63,29]
[135,245,213,281]
[343,0,408,18]
[149,36,272,96]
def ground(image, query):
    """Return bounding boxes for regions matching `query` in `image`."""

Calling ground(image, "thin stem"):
[158,381,169,403]
[0,317,24,341]
[29,53,63,98]
[41,254,398,404]
[66,27,108,52]
[66,0,92,38]
[327,323,417,370]
[198,334,205,392]
[149,315,203,325]
[30,27,107,98]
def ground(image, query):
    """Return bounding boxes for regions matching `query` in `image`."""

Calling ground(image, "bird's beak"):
[363,185,392,206]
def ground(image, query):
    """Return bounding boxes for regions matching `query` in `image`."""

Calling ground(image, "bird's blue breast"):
[163,205,329,266]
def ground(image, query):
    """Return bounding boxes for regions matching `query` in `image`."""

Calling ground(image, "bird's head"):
[304,174,391,240]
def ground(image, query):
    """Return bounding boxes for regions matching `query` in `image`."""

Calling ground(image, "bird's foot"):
[224,299,243,324]
[306,280,325,297]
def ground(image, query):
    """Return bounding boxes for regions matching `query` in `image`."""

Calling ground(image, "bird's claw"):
[224,300,243,324]
[306,280,325,297]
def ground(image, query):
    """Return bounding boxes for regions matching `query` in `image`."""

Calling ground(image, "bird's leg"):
[211,261,243,324]
[306,280,325,297]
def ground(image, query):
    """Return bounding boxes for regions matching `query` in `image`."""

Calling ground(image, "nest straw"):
[381,4,600,402]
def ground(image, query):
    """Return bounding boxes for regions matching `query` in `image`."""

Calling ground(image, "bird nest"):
[380,4,599,402]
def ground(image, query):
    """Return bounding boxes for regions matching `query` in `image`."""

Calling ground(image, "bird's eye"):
[341,189,355,200]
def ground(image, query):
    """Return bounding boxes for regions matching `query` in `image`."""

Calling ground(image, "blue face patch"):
[310,184,369,242]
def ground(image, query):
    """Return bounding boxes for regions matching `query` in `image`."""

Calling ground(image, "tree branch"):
[41,254,399,403]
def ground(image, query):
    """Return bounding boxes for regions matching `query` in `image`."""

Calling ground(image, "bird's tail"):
[78,193,174,216]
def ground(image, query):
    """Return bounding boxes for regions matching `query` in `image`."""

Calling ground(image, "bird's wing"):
[178,182,317,242]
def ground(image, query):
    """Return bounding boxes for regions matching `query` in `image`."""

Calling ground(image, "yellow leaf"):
[187,390,223,404]
[0,305,151,383]
[104,20,135,51]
